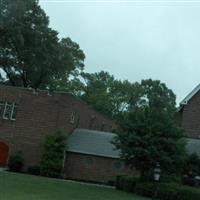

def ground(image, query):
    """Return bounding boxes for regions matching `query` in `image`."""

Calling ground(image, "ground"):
[0,172,148,200]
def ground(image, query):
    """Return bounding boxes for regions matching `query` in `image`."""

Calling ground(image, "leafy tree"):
[61,71,141,120]
[40,130,66,178]
[114,79,186,177]
[184,153,200,176]
[0,0,85,89]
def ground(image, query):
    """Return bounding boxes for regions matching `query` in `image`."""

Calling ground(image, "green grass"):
[0,172,148,200]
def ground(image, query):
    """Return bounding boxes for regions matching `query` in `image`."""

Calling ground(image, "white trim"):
[10,103,17,121]
[70,111,75,124]
[179,84,200,107]
[67,149,120,159]
[3,102,9,120]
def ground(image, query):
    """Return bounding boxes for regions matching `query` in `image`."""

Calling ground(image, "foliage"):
[61,71,141,120]
[8,151,24,172]
[0,0,85,89]
[27,165,40,175]
[114,79,186,176]
[182,175,200,187]
[116,175,200,200]
[135,182,200,200]
[160,173,182,184]
[40,130,66,178]
[116,175,139,192]
[183,153,200,177]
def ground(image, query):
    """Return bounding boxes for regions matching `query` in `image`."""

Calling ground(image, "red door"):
[0,142,9,167]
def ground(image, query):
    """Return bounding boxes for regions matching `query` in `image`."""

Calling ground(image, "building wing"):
[67,128,121,158]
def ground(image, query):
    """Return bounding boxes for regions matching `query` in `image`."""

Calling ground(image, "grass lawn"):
[0,172,148,200]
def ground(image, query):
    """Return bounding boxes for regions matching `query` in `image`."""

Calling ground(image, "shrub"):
[183,153,200,177]
[27,165,40,175]
[160,174,182,184]
[122,176,138,192]
[182,175,200,187]
[40,130,66,178]
[116,174,200,200]
[107,180,115,186]
[115,175,138,192]
[135,182,200,200]
[135,181,154,197]
[8,152,24,172]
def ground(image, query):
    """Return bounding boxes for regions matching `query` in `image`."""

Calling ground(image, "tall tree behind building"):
[114,79,186,176]
[0,0,85,89]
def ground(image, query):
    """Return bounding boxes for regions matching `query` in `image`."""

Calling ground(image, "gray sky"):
[40,0,200,103]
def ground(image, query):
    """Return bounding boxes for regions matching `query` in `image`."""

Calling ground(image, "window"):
[11,103,18,120]
[70,111,76,124]
[101,122,105,131]
[89,115,95,129]
[0,101,5,117]
[3,102,13,119]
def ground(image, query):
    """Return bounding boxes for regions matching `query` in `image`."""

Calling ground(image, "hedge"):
[116,175,200,200]
[116,175,138,192]
[8,152,24,172]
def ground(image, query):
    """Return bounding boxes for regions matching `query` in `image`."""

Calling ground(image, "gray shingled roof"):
[67,128,121,158]
[186,138,200,156]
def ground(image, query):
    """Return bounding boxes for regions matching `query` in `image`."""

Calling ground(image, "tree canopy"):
[57,71,142,120]
[114,79,186,176]
[0,0,85,89]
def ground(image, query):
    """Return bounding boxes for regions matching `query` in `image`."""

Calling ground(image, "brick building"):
[65,129,130,183]
[0,86,126,182]
[177,84,200,155]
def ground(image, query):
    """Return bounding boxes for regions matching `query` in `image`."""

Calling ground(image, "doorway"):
[0,142,9,167]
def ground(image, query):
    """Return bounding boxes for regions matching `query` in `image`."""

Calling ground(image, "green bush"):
[27,165,40,175]
[135,181,154,197]
[115,175,138,192]
[8,152,24,172]
[122,176,138,192]
[135,182,200,200]
[116,175,200,200]
[40,130,66,178]
[160,174,182,184]
[183,153,200,177]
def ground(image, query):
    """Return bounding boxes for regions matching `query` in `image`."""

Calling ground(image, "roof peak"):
[179,83,200,108]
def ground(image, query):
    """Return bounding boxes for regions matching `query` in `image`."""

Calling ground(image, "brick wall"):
[0,86,116,167]
[179,90,200,139]
[64,152,131,183]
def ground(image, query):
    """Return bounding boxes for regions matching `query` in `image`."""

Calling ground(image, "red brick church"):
[0,86,129,183]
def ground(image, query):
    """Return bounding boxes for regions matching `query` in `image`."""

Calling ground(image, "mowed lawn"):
[0,172,148,200]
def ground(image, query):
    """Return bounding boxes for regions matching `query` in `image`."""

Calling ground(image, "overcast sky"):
[40,0,200,103]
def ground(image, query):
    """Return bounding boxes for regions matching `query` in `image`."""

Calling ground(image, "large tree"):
[0,0,85,89]
[59,71,141,120]
[114,79,186,176]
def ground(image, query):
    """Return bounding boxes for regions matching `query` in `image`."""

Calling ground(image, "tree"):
[0,0,85,89]
[40,130,66,178]
[114,79,186,177]
[184,153,200,176]
[61,71,141,120]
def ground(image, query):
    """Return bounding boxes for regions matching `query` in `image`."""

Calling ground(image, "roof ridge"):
[179,83,200,107]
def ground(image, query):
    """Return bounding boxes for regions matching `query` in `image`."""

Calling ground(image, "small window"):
[101,122,105,131]
[70,111,76,124]
[89,115,95,129]
[0,101,5,117]
[11,103,18,120]
[3,102,13,120]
